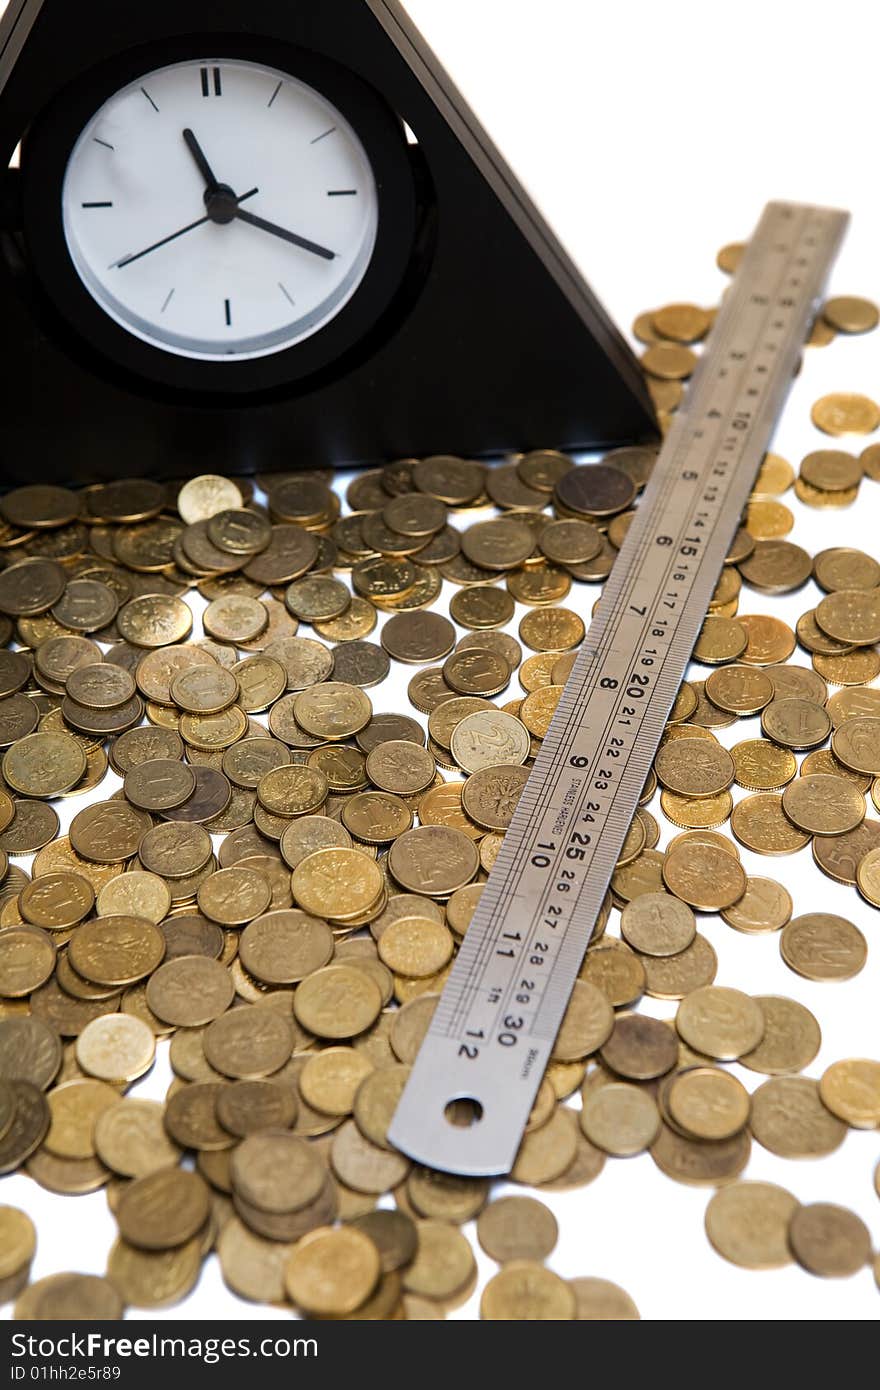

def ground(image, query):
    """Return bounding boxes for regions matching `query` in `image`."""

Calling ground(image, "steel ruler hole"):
[445,1097,484,1128]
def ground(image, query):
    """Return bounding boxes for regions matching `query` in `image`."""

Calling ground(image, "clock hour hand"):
[233,206,337,261]
[182,127,220,190]
[114,187,258,268]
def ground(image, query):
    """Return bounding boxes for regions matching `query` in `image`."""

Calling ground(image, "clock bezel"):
[20,37,420,397]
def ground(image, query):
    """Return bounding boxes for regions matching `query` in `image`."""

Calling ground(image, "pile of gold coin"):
[0,248,878,1321]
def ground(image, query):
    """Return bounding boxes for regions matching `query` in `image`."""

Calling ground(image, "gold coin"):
[730,793,811,855]
[705,1181,798,1269]
[117,1168,210,1251]
[460,517,535,571]
[402,1219,475,1302]
[749,1076,846,1158]
[294,965,382,1039]
[0,924,56,996]
[0,1203,36,1280]
[676,986,764,1060]
[93,1098,181,1177]
[610,848,665,903]
[284,1224,380,1316]
[650,1122,750,1186]
[68,915,165,988]
[75,1013,155,1083]
[641,343,698,380]
[292,848,383,919]
[377,918,454,978]
[816,588,880,646]
[856,845,880,906]
[832,716,880,776]
[388,825,479,897]
[666,1066,750,1140]
[716,242,745,273]
[640,934,717,1000]
[145,955,234,1026]
[3,731,87,797]
[578,939,645,1007]
[811,391,880,435]
[813,816,880,883]
[510,1107,578,1185]
[720,876,792,934]
[800,449,863,493]
[239,906,335,984]
[665,829,738,859]
[826,687,880,726]
[14,1272,124,1320]
[413,782,480,839]
[814,647,880,686]
[760,697,831,749]
[480,1261,576,1320]
[780,911,867,981]
[822,295,879,333]
[107,1234,203,1310]
[738,614,796,665]
[550,980,614,1062]
[520,685,562,739]
[569,1277,640,1320]
[599,1014,678,1081]
[730,740,797,791]
[860,441,880,480]
[203,1006,294,1080]
[475,1196,558,1263]
[449,586,516,630]
[818,1058,880,1128]
[620,891,695,956]
[789,1203,871,1278]
[341,790,412,844]
[215,1215,292,1302]
[518,607,584,653]
[704,665,773,715]
[293,682,372,740]
[579,1081,660,1156]
[461,764,529,831]
[95,872,171,925]
[753,452,795,495]
[45,1078,121,1159]
[230,1128,325,1214]
[330,1116,409,1194]
[794,475,858,508]
[449,710,530,774]
[781,773,865,835]
[739,996,821,1075]
[507,565,572,607]
[662,842,746,910]
[652,302,712,343]
[298,1048,374,1117]
[743,500,795,540]
[655,738,734,796]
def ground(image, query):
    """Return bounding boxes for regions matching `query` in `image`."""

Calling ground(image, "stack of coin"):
[0,245,877,1321]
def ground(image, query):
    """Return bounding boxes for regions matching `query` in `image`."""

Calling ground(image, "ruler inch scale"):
[389,201,849,1176]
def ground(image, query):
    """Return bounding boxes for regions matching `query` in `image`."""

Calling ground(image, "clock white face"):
[61,59,380,361]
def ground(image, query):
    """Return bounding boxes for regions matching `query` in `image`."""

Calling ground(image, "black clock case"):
[0,0,657,484]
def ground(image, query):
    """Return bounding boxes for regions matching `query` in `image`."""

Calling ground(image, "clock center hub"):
[204,183,239,225]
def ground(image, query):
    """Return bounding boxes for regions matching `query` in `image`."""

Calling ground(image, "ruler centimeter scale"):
[389,201,849,1177]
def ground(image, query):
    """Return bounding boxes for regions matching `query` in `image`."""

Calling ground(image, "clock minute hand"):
[233,206,336,261]
[114,187,258,268]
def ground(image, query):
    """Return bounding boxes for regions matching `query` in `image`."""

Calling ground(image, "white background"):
[2,0,879,1321]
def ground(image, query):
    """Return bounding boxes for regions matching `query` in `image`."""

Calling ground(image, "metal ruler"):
[389,201,848,1176]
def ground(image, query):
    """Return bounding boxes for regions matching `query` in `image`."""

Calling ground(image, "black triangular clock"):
[0,0,656,483]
